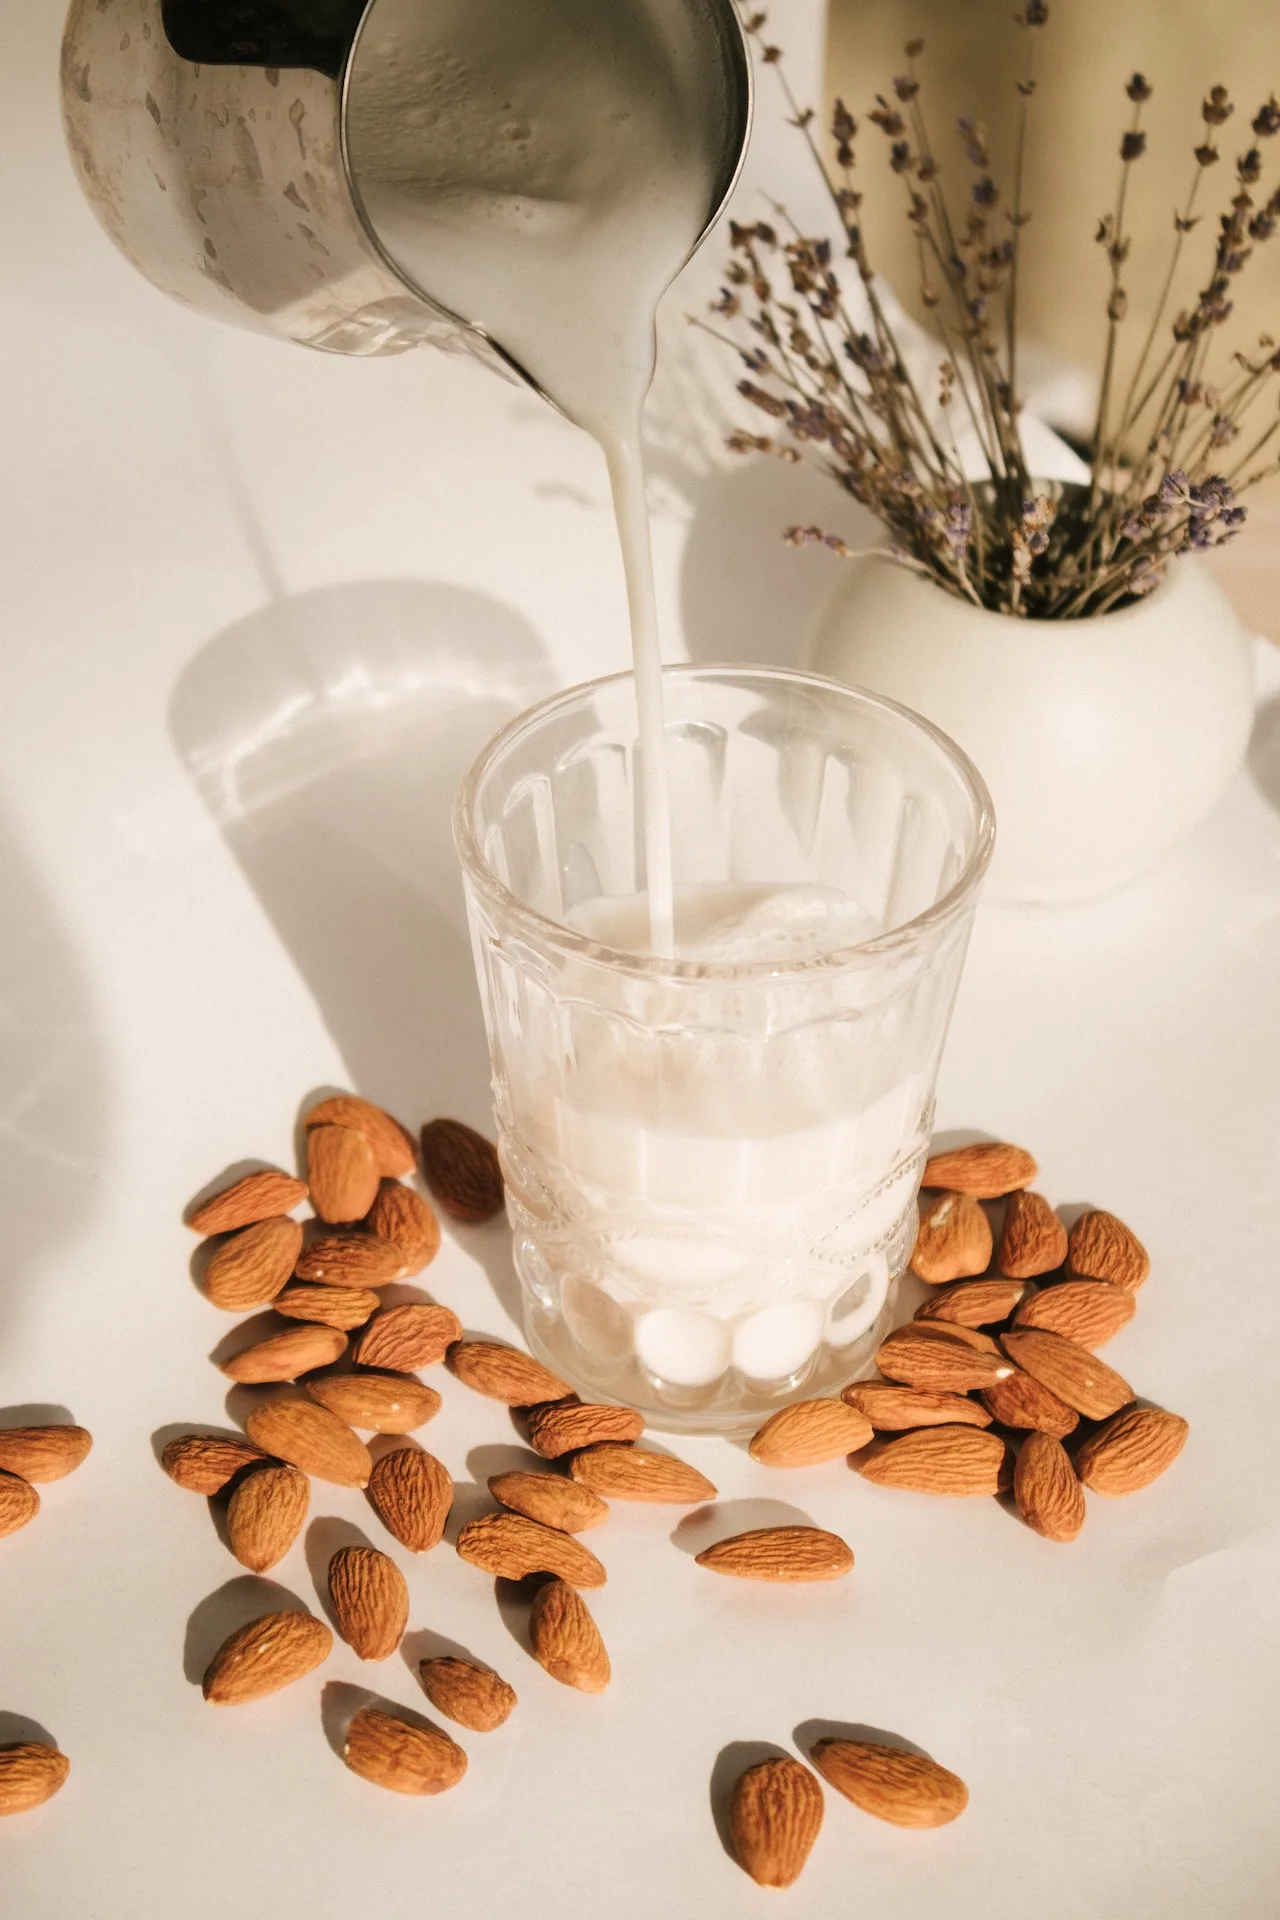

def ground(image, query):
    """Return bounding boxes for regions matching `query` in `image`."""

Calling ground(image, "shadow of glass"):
[1248,691,1280,816]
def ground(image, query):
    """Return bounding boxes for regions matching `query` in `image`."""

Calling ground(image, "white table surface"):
[4,5,1280,1916]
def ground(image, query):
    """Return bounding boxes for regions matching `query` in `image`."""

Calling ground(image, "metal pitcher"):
[60,0,751,398]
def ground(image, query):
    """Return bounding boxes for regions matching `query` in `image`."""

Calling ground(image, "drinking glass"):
[455,665,995,1431]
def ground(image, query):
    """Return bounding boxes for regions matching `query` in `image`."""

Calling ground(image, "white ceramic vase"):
[805,552,1257,904]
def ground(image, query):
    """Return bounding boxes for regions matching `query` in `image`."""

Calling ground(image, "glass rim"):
[453,662,996,982]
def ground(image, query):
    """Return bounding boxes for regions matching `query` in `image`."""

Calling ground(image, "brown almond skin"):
[568,1445,717,1504]
[811,1739,968,1828]
[329,1545,410,1660]
[921,1141,1037,1198]
[244,1401,372,1488]
[220,1324,347,1384]
[911,1190,993,1283]
[294,1232,406,1289]
[529,1579,610,1692]
[981,1368,1079,1438]
[696,1525,853,1582]
[305,1096,417,1177]
[0,1426,93,1484]
[1015,1431,1086,1542]
[421,1117,505,1223]
[352,1303,462,1372]
[908,1320,1003,1355]
[161,1433,272,1495]
[343,1707,467,1794]
[202,1610,333,1704]
[526,1400,645,1459]
[420,1657,517,1732]
[1067,1209,1150,1291]
[203,1217,303,1311]
[856,1425,1009,1496]
[875,1326,1011,1394]
[489,1470,609,1533]
[843,1382,993,1431]
[226,1464,310,1572]
[365,1180,441,1273]
[367,1445,452,1552]
[188,1169,308,1236]
[997,1190,1068,1279]
[730,1756,824,1889]
[1013,1280,1136,1348]
[914,1277,1028,1328]
[1001,1328,1133,1421]
[307,1124,380,1225]
[749,1399,873,1467]
[0,1744,70,1817]
[1076,1406,1189,1495]
[274,1283,381,1332]
[0,1470,39,1538]
[446,1340,573,1408]
[306,1371,441,1435]
[456,1511,606,1588]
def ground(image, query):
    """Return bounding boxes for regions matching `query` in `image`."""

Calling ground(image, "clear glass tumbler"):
[455,665,994,1432]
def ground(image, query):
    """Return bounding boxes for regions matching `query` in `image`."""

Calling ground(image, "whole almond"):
[367,1445,452,1552]
[875,1325,1012,1394]
[420,1657,517,1732]
[488,1470,609,1533]
[981,1368,1079,1438]
[1067,1209,1150,1291]
[202,1609,333,1703]
[188,1168,308,1236]
[529,1578,610,1692]
[696,1525,853,1582]
[220,1324,347,1384]
[921,1141,1037,1198]
[344,1707,467,1794]
[1075,1405,1189,1495]
[245,1401,372,1488]
[161,1432,272,1495]
[353,1303,462,1372]
[856,1425,1009,1496]
[526,1400,645,1459]
[0,1470,39,1538]
[0,1744,70,1817]
[730,1756,824,1889]
[0,1426,93,1484]
[911,1191,993,1283]
[456,1511,606,1588]
[307,1124,380,1225]
[997,1189,1067,1278]
[749,1399,873,1467]
[446,1340,573,1408]
[294,1231,406,1288]
[421,1117,505,1223]
[203,1217,303,1311]
[225,1464,310,1572]
[274,1283,381,1332]
[811,1739,968,1827]
[305,1096,417,1177]
[1014,1431,1086,1542]
[366,1179,441,1273]
[306,1371,440,1434]
[568,1445,717,1504]
[1001,1328,1133,1420]
[329,1545,410,1660]
[842,1382,993,1430]
[914,1277,1028,1328]
[1013,1279,1136,1348]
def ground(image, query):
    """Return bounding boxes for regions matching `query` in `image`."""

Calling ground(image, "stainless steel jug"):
[61,0,751,398]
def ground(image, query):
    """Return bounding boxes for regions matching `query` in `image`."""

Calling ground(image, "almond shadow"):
[670,1498,815,1557]
[183,1575,310,1686]
[709,1739,794,1864]
[793,1717,931,1762]
[303,1514,380,1627]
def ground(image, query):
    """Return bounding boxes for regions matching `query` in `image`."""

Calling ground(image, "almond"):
[729,1756,824,1889]
[568,1445,717,1504]
[421,1117,505,1223]
[914,1277,1028,1328]
[161,1432,272,1495]
[1075,1405,1189,1495]
[188,1168,308,1236]
[294,1231,406,1289]
[329,1545,410,1660]
[305,1095,417,1177]
[367,1445,452,1552]
[911,1191,993,1283]
[202,1609,333,1703]
[525,1400,645,1458]
[307,1124,380,1225]
[1012,1279,1136,1348]
[696,1525,853,1582]
[274,1283,381,1332]
[997,1189,1067,1278]
[921,1141,1037,1198]
[749,1399,873,1467]
[855,1425,1009,1496]
[0,1426,93,1483]
[203,1217,303,1311]
[529,1578,610,1692]
[343,1706,467,1794]
[419,1657,517,1732]
[811,1739,968,1827]
[220,1323,347,1384]
[0,1744,70,1817]
[1001,1328,1133,1420]
[306,1371,440,1435]
[456,1511,606,1588]
[1067,1209,1150,1291]
[225,1464,310,1572]
[488,1470,609,1533]
[874,1325,1012,1394]
[981,1368,1079,1438]
[366,1179,442,1273]
[842,1381,994,1430]
[446,1340,573,1407]
[352,1303,462,1372]
[244,1401,372,1488]
[1014,1431,1086,1542]
[0,1470,39,1537]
